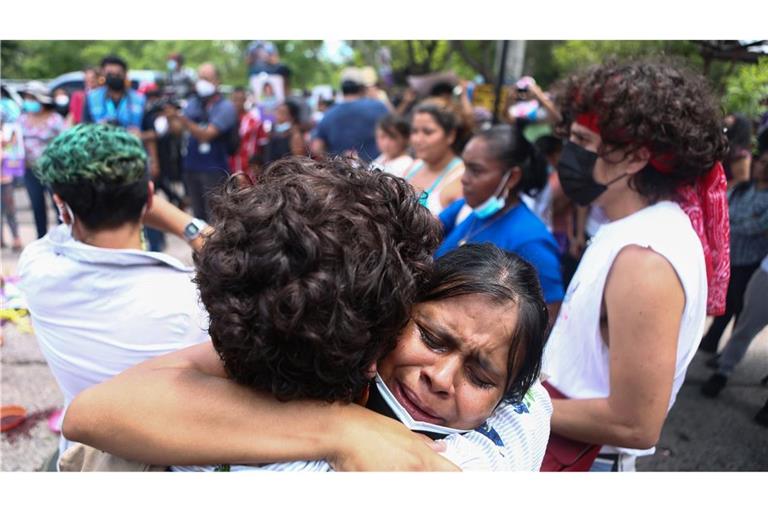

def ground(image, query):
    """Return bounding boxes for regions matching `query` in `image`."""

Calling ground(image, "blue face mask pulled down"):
[23,100,42,113]
[473,170,512,219]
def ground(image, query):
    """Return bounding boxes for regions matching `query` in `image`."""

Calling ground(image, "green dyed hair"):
[35,124,147,186]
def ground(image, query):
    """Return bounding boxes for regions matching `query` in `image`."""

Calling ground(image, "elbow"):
[61,397,85,443]
[615,423,661,450]
[62,390,97,444]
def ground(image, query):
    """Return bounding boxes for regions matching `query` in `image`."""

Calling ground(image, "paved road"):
[2,185,767,471]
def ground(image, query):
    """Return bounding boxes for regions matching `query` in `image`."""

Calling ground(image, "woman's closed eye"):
[417,324,447,352]
[466,366,495,390]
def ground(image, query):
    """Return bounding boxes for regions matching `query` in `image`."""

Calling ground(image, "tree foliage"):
[1,40,336,90]
[722,57,768,118]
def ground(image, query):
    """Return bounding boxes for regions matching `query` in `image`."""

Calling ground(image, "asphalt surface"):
[2,184,767,471]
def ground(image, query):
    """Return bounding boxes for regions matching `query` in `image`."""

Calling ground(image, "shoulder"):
[218,98,236,113]
[497,203,553,243]
[18,237,55,276]
[439,198,467,224]
[366,99,388,113]
[606,244,684,307]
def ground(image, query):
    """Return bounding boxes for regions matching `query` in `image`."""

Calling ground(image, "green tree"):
[722,57,768,118]
[348,41,484,85]
[0,40,337,91]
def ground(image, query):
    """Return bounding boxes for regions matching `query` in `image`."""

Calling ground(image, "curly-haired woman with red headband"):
[539,58,730,471]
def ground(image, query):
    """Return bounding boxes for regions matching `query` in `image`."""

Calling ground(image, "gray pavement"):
[2,183,767,471]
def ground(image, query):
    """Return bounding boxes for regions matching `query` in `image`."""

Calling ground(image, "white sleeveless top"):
[541,201,707,457]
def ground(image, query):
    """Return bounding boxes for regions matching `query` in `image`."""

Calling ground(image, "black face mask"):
[557,141,626,206]
[105,74,126,92]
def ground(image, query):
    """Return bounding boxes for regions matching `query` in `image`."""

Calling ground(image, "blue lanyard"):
[405,156,462,196]
[104,94,130,124]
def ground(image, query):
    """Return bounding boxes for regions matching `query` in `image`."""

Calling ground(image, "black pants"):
[24,169,58,238]
[183,170,229,222]
[700,262,762,353]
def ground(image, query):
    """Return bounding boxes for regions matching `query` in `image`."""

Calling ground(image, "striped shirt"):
[172,379,552,472]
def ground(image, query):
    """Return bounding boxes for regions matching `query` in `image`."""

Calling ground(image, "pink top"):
[19,112,65,166]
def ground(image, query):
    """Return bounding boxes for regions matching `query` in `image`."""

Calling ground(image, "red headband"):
[575,112,601,135]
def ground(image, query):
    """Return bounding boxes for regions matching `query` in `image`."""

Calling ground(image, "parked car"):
[47,69,166,94]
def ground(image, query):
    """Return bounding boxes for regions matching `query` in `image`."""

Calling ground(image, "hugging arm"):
[63,341,457,471]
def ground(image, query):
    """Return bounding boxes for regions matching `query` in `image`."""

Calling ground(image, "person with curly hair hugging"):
[62,158,553,471]
[539,59,730,471]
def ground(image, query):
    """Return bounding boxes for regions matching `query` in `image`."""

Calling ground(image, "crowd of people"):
[1,46,767,472]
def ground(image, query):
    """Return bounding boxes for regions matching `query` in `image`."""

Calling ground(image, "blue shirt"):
[182,95,237,173]
[437,199,565,303]
[315,98,388,161]
[84,87,145,130]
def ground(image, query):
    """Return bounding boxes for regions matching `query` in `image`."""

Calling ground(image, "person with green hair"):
[17,123,212,468]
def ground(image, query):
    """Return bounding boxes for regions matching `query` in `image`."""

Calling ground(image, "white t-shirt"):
[18,225,210,456]
[371,154,414,179]
[542,201,707,457]
[174,379,552,472]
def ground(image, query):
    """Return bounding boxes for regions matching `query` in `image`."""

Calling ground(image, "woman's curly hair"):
[194,156,442,403]
[554,58,729,202]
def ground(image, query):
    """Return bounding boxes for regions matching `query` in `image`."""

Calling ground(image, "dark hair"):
[195,156,443,403]
[100,55,128,72]
[474,123,549,196]
[341,80,364,96]
[282,99,301,123]
[36,124,149,231]
[377,113,411,141]
[726,113,752,152]
[554,58,728,203]
[413,100,471,154]
[429,81,455,97]
[534,135,563,159]
[232,86,247,94]
[51,180,149,230]
[417,243,548,403]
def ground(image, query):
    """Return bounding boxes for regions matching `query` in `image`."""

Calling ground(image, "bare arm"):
[142,193,210,253]
[63,341,457,471]
[142,132,160,180]
[528,83,562,124]
[309,137,326,158]
[180,114,220,143]
[550,245,684,449]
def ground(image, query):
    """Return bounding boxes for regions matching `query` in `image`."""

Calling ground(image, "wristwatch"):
[183,218,209,242]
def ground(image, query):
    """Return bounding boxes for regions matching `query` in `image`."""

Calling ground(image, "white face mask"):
[57,202,75,225]
[373,374,471,436]
[274,121,292,133]
[55,95,69,107]
[195,79,217,98]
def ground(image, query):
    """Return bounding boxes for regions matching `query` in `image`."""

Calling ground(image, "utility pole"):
[492,40,527,124]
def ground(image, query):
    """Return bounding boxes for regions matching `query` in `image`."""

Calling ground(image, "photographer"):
[140,84,186,210]
[164,62,236,222]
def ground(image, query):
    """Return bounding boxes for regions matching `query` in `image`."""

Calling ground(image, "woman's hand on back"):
[328,405,460,472]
